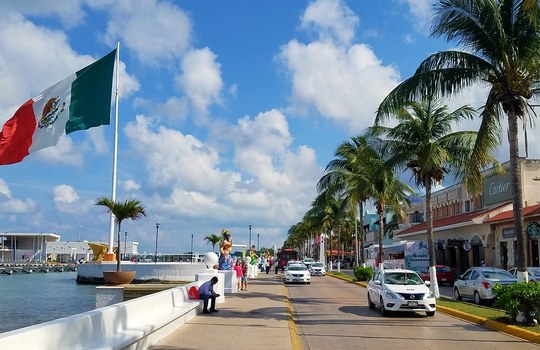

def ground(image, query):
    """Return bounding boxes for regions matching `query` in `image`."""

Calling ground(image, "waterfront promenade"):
[152,271,540,350]
[151,272,294,349]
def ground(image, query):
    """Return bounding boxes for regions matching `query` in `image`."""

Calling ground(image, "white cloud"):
[0,0,86,28]
[176,48,224,117]
[280,39,400,132]
[35,137,83,166]
[122,179,141,192]
[0,178,36,214]
[52,184,79,203]
[396,0,433,30]
[133,96,189,125]
[95,0,192,64]
[51,184,94,214]
[301,0,359,46]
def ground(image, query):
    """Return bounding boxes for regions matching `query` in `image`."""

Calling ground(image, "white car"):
[284,263,311,284]
[302,257,315,268]
[309,262,326,276]
[367,268,436,316]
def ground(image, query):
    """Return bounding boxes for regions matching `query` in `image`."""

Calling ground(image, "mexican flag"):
[0,49,117,165]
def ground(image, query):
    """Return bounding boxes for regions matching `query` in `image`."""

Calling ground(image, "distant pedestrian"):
[481,260,486,267]
[241,259,249,291]
[198,276,220,314]
[233,260,243,292]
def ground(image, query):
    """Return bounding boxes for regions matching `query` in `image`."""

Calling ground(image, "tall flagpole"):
[107,42,120,254]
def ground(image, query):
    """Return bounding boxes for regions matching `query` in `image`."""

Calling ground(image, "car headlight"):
[383,288,402,299]
[285,273,292,278]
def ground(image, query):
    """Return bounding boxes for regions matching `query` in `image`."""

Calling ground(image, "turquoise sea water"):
[0,271,97,334]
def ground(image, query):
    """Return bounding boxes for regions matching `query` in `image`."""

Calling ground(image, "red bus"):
[275,248,299,273]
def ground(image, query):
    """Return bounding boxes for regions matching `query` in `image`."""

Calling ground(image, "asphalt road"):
[285,273,539,349]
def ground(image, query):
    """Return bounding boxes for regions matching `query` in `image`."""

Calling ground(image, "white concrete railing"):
[0,281,206,350]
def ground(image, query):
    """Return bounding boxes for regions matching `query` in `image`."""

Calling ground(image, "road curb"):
[327,273,540,344]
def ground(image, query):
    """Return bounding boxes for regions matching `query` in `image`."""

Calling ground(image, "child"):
[233,260,243,292]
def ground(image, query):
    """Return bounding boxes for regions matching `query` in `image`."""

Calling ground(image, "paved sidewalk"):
[151,272,294,350]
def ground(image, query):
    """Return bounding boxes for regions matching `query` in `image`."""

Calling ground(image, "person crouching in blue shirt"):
[198,276,220,314]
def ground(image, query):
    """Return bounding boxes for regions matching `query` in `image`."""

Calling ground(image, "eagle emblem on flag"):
[38,96,65,129]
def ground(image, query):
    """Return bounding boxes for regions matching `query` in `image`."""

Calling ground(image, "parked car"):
[508,267,540,282]
[367,268,436,317]
[419,265,457,286]
[309,262,326,276]
[453,267,517,305]
[302,257,315,269]
[284,263,311,284]
[332,260,347,269]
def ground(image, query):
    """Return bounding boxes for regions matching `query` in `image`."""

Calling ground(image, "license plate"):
[442,278,447,281]
[408,301,418,307]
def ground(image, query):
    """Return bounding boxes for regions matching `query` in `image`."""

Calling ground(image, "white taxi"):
[367,268,436,316]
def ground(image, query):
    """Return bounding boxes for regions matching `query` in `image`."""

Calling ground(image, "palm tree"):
[371,98,494,296]
[318,135,377,264]
[204,233,221,253]
[377,0,540,282]
[96,197,146,272]
[318,134,414,268]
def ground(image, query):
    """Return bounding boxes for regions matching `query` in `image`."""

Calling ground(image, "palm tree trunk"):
[359,201,365,263]
[116,223,122,271]
[508,111,528,282]
[425,178,439,297]
[378,204,385,269]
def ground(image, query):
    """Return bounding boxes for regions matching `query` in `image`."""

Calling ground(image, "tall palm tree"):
[377,0,540,282]
[204,233,221,253]
[371,98,494,296]
[318,135,378,264]
[96,197,146,272]
[319,134,413,268]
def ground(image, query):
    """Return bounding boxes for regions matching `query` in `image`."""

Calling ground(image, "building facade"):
[367,158,540,274]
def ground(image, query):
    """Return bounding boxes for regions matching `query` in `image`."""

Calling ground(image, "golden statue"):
[218,228,233,270]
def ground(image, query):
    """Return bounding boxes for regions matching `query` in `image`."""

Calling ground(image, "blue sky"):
[0,0,537,255]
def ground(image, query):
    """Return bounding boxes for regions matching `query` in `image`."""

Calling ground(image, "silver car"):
[508,267,540,282]
[453,267,516,305]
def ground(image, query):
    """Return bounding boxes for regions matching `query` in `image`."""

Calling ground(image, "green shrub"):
[493,282,540,323]
[354,266,374,281]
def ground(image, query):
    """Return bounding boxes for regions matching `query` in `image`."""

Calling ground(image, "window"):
[465,200,471,212]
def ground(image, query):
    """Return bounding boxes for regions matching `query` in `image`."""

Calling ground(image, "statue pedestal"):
[218,270,237,294]
[195,270,225,304]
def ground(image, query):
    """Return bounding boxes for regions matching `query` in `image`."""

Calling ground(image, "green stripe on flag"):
[66,49,116,134]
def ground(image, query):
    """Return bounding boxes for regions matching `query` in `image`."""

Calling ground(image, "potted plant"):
[96,197,146,284]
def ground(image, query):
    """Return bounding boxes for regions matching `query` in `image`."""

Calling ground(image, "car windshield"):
[529,269,540,277]
[482,270,513,279]
[288,265,307,271]
[384,272,423,285]
[436,266,451,272]
[311,263,323,267]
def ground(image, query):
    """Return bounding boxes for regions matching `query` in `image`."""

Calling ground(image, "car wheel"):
[379,297,387,316]
[367,293,375,309]
[426,311,435,317]
[453,287,462,301]
[473,291,482,305]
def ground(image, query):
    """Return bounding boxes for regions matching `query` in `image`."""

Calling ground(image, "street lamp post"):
[155,223,159,263]
[248,225,252,251]
[124,231,128,261]
[191,233,194,263]
[257,233,260,251]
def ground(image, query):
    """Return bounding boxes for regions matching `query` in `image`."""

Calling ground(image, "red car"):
[419,265,456,285]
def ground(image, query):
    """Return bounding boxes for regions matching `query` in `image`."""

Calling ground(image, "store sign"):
[483,173,512,206]
[528,222,540,239]
[462,242,472,252]
[502,227,516,239]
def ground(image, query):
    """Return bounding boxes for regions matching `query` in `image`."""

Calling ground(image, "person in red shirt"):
[233,260,243,292]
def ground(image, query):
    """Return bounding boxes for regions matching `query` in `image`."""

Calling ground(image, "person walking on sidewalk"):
[233,260,243,292]
[241,259,249,291]
[198,276,220,314]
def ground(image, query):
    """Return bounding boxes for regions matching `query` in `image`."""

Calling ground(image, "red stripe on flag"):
[0,100,37,165]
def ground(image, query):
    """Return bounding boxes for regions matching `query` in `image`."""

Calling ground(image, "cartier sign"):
[483,173,512,206]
